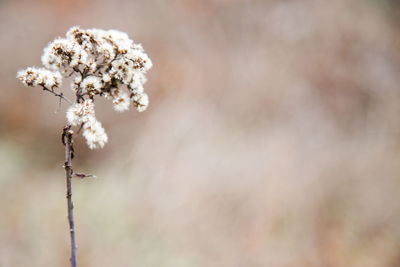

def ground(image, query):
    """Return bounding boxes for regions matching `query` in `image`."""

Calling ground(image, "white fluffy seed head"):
[80,76,103,94]
[37,26,151,102]
[102,73,111,83]
[41,38,87,71]
[112,92,130,112]
[66,99,95,126]
[17,67,62,88]
[132,93,149,112]
[82,117,108,149]
[17,26,152,149]
[129,71,147,92]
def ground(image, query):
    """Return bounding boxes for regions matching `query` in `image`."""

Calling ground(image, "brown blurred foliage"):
[1,0,400,266]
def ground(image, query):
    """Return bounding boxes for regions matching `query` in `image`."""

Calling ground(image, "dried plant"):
[16,26,152,266]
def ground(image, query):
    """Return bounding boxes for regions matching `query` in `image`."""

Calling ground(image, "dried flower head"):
[82,117,108,149]
[132,93,149,112]
[17,67,62,88]
[112,91,131,112]
[17,26,152,149]
[66,99,96,126]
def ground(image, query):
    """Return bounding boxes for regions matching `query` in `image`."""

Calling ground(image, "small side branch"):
[73,172,97,179]
[43,87,73,105]
[63,126,77,267]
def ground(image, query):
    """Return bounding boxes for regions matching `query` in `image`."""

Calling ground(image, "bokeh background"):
[1,0,400,266]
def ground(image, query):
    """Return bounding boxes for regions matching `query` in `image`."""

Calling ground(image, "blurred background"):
[1,0,400,266]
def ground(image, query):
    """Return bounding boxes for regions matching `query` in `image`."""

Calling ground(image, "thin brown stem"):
[43,87,73,105]
[63,126,77,267]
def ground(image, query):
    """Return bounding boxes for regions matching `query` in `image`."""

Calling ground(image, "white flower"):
[67,26,96,54]
[132,93,149,112]
[82,117,108,149]
[129,71,147,92]
[127,49,152,72]
[109,58,126,80]
[70,76,82,93]
[74,75,82,84]
[87,60,97,73]
[102,73,111,83]
[105,29,132,53]
[41,69,62,88]
[41,38,88,71]
[112,92,130,112]
[80,76,102,94]
[17,67,62,88]
[131,84,144,94]
[66,99,95,126]
[66,26,81,38]
[97,41,115,61]
[70,45,88,68]
[17,68,40,87]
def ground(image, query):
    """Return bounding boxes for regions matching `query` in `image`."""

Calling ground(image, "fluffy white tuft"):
[66,99,95,126]
[132,93,149,112]
[112,92,131,112]
[82,118,108,149]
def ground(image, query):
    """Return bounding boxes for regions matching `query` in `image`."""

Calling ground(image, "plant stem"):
[43,87,73,105]
[63,126,77,267]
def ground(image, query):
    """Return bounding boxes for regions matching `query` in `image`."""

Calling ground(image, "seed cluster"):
[17,26,152,149]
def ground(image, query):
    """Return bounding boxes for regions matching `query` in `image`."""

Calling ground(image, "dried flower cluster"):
[17,26,152,149]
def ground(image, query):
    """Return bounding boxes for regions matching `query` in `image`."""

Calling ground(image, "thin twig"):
[73,172,97,179]
[63,126,77,267]
[76,123,84,134]
[43,87,73,105]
